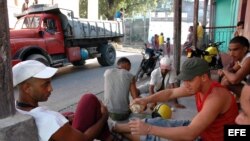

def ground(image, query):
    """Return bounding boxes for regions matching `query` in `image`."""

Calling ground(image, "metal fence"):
[122,17,149,46]
[204,26,235,52]
[122,17,236,53]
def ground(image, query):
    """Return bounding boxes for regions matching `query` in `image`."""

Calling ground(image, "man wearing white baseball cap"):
[138,56,185,109]
[13,60,57,87]
[13,60,113,141]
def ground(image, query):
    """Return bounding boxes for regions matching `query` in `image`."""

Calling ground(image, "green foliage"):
[79,0,87,18]
[79,0,167,20]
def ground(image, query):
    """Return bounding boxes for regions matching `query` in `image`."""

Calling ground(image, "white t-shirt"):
[149,67,177,92]
[17,107,68,141]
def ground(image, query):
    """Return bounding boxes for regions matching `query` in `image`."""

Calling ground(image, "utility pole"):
[0,1,39,140]
[193,0,199,48]
[209,0,216,40]
[173,0,182,86]
[0,0,15,119]
[203,0,209,26]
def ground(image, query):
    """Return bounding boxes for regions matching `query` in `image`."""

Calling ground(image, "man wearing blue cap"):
[111,57,239,141]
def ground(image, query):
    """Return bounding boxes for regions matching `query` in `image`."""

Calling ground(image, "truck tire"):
[72,60,85,66]
[97,44,116,66]
[26,54,50,66]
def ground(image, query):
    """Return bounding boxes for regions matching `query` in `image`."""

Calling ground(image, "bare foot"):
[174,103,186,109]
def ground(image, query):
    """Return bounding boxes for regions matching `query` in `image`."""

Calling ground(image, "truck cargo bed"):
[67,19,124,39]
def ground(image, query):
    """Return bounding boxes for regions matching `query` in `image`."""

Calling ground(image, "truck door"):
[42,16,65,54]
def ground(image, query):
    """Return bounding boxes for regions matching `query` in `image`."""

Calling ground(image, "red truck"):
[10,4,123,67]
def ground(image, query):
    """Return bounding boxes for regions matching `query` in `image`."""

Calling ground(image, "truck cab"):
[10,12,65,66]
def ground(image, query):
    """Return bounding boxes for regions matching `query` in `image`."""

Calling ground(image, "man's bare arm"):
[50,123,88,141]
[149,85,155,95]
[130,77,140,99]
[143,86,192,104]
[223,58,250,84]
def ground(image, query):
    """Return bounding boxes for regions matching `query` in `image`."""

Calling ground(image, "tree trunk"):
[0,0,16,119]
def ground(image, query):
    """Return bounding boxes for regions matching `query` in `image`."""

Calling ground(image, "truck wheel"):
[97,44,116,66]
[72,60,85,66]
[26,54,50,66]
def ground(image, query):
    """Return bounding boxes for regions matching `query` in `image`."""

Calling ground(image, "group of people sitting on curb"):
[12,35,250,141]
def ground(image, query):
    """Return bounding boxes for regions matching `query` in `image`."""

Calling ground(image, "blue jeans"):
[140,117,191,141]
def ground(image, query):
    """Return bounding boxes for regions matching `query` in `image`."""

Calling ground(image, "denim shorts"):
[140,117,191,141]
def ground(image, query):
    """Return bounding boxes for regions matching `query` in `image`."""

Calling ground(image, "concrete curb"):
[0,113,39,141]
